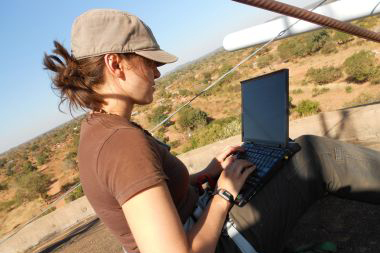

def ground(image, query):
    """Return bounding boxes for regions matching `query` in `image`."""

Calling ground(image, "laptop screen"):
[241,69,289,147]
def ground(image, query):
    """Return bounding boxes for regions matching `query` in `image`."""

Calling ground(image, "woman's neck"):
[100,99,134,120]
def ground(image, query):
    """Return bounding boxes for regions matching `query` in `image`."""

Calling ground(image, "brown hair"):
[43,41,149,113]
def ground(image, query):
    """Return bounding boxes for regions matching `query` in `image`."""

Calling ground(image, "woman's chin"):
[136,97,153,105]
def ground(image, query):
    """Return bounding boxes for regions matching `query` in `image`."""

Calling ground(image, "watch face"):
[219,189,234,203]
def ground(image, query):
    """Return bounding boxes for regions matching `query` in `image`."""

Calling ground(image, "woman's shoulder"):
[80,113,149,154]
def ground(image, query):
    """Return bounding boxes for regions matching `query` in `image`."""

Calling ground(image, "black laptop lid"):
[241,69,289,148]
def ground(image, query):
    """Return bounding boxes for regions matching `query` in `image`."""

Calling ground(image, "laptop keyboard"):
[235,143,285,206]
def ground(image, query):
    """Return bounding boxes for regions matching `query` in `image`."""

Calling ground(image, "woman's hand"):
[216,159,255,199]
[205,145,245,179]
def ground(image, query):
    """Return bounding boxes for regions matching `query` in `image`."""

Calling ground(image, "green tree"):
[177,106,208,131]
[15,171,51,199]
[148,105,171,125]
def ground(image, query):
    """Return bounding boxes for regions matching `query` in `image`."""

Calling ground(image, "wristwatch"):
[213,188,235,205]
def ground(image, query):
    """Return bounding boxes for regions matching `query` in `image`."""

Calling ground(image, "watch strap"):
[213,188,235,204]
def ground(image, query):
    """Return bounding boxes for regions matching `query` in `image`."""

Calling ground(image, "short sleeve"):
[97,128,168,205]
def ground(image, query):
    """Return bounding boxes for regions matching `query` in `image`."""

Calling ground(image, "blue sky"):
[0,0,310,153]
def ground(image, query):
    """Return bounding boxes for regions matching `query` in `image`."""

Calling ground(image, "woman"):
[44,9,380,253]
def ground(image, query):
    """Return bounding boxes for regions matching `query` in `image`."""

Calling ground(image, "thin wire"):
[149,0,328,133]
[0,0,329,246]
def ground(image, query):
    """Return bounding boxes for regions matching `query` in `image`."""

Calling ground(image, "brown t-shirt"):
[78,113,199,252]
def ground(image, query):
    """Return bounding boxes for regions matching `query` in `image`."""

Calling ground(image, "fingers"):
[218,145,245,162]
[241,165,256,177]
[226,159,255,176]
[217,159,256,198]
[221,154,236,168]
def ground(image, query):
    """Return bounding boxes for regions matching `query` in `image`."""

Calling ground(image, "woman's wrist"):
[212,188,235,209]
[213,193,233,211]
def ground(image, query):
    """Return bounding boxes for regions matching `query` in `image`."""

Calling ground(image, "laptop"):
[235,69,300,207]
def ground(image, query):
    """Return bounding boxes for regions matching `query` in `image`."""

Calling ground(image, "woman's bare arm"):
[122,182,230,253]
[122,159,254,253]
[122,183,190,253]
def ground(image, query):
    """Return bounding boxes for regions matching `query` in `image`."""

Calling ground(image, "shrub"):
[277,30,330,61]
[344,92,380,107]
[277,37,307,61]
[63,151,78,170]
[156,88,171,99]
[177,106,208,131]
[30,143,39,151]
[289,96,296,109]
[154,128,169,144]
[52,129,69,144]
[65,185,84,203]
[0,158,6,168]
[15,171,51,199]
[257,54,274,68]
[333,31,354,45]
[354,15,379,29]
[0,182,8,191]
[291,88,303,94]
[0,200,16,212]
[178,89,194,97]
[345,86,353,93]
[304,30,330,54]
[321,41,338,55]
[306,66,342,85]
[296,100,320,117]
[72,133,80,149]
[36,152,49,166]
[370,68,380,85]
[6,163,14,176]
[202,72,212,84]
[148,105,171,125]
[14,188,38,203]
[218,71,239,87]
[312,87,330,97]
[184,116,241,152]
[22,161,37,172]
[219,64,232,75]
[42,206,57,216]
[343,50,378,82]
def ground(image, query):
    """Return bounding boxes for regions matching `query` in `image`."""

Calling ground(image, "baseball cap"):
[70,9,178,65]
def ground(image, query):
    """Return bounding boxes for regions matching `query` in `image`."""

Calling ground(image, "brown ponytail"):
[43,41,106,113]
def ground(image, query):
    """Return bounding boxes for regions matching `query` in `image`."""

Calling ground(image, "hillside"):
[1,15,380,239]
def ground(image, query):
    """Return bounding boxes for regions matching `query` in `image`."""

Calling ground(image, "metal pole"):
[233,0,380,43]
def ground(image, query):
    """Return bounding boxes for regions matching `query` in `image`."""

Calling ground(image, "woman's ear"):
[104,54,125,79]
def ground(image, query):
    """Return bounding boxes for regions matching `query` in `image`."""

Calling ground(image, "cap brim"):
[135,49,178,66]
